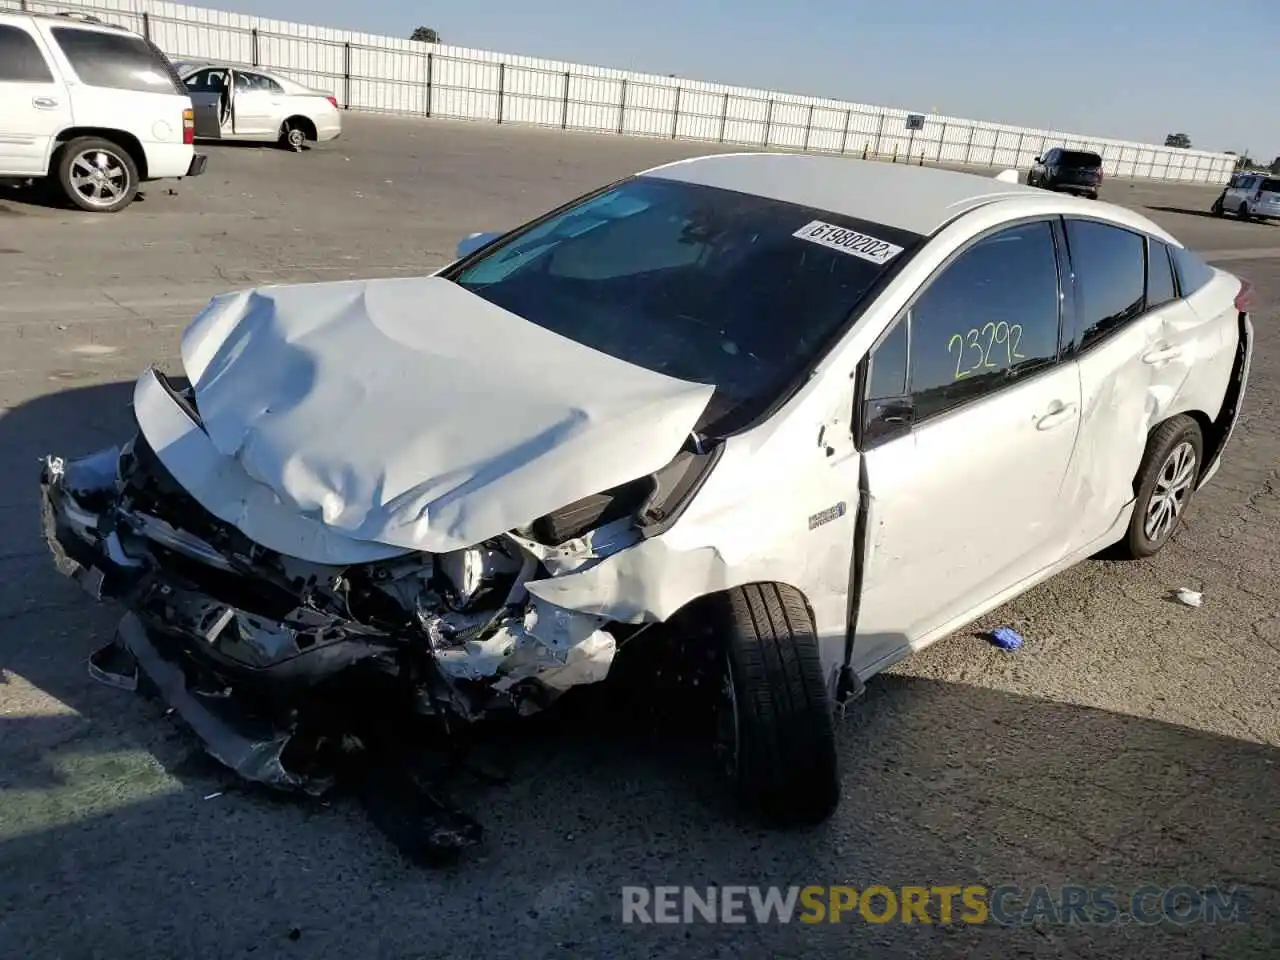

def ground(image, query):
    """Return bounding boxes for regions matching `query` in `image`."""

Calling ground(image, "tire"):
[1116,415,1204,560]
[280,121,307,152]
[711,583,839,826]
[55,137,139,213]
[1237,202,1251,222]
[1088,191,1099,200]
[1211,194,1224,216]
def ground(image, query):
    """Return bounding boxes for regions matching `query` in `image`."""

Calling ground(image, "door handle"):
[1036,401,1077,431]
[32,97,59,109]
[1141,343,1183,365]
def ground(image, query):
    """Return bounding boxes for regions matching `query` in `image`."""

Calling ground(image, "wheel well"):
[54,128,147,179]
[610,581,818,676]
[672,581,818,631]
[1138,411,1215,494]
[284,115,317,140]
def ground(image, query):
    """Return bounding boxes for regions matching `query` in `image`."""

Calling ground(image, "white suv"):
[0,10,206,212]
[1212,171,1280,222]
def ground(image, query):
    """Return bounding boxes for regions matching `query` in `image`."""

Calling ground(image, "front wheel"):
[1117,416,1204,560]
[1211,194,1224,216]
[711,583,839,826]
[55,137,139,212]
[1238,202,1251,221]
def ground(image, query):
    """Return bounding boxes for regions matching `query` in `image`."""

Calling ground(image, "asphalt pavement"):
[0,114,1276,960]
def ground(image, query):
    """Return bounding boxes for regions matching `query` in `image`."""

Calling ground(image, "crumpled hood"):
[149,276,714,558]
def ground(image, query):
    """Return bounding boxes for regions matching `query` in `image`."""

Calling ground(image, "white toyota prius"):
[41,155,1254,842]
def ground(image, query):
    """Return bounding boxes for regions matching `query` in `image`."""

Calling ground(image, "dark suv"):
[1027,148,1104,200]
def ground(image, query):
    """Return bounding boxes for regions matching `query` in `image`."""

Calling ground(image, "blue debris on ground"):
[989,627,1025,651]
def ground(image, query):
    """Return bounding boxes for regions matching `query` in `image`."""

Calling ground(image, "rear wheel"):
[55,137,138,213]
[280,120,307,152]
[711,583,839,826]
[1116,416,1204,560]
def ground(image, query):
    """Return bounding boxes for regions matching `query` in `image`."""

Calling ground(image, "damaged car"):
[42,155,1254,841]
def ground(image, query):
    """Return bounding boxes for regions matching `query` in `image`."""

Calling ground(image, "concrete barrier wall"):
[4,0,1237,184]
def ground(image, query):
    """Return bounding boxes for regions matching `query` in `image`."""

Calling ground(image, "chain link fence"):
[4,0,1236,184]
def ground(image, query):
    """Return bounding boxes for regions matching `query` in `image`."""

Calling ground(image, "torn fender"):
[524,434,861,643]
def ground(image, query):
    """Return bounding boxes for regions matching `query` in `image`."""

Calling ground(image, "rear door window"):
[0,24,54,82]
[235,70,284,94]
[1170,245,1217,297]
[1065,220,1145,349]
[1261,178,1280,195]
[186,67,229,92]
[51,26,184,94]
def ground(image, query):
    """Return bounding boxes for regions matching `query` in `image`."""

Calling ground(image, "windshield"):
[450,177,923,431]
[1060,151,1102,168]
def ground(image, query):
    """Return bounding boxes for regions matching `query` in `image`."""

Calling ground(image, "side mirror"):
[1033,156,1041,163]
[456,231,503,260]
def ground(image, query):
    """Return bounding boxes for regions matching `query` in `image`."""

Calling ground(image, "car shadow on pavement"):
[0,181,164,215]
[2,382,1278,960]
[1143,204,1274,224]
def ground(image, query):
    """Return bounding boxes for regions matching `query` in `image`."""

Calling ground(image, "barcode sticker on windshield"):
[793,220,904,265]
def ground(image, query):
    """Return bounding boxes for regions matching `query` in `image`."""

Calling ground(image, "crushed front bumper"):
[40,448,354,792]
[40,437,624,799]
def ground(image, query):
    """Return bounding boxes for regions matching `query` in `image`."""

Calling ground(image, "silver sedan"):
[180,63,342,151]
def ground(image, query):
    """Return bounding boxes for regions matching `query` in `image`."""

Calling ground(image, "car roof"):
[641,152,1172,240]
[3,10,131,33]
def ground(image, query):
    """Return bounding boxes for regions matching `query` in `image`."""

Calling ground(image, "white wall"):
[5,0,1237,184]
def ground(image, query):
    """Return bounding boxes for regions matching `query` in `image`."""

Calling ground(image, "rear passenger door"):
[0,23,69,175]
[852,220,1082,672]
[184,67,229,138]
[1057,219,1213,551]
[230,70,280,138]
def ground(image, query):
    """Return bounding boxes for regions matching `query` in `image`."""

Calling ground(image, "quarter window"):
[1065,219,1145,349]
[865,221,1062,428]
[1170,245,1216,297]
[51,27,183,95]
[0,25,53,82]
[1146,239,1177,309]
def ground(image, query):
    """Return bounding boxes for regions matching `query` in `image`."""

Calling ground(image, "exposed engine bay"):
[38,382,715,857]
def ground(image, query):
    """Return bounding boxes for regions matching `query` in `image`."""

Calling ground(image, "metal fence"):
[4,0,1236,184]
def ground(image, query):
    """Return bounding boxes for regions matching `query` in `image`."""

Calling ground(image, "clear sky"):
[213,0,1279,160]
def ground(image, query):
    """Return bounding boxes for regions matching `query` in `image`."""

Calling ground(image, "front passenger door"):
[851,220,1083,674]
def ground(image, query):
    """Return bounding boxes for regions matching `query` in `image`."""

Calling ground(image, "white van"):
[0,10,206,212]
[1212,171,1280,222]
